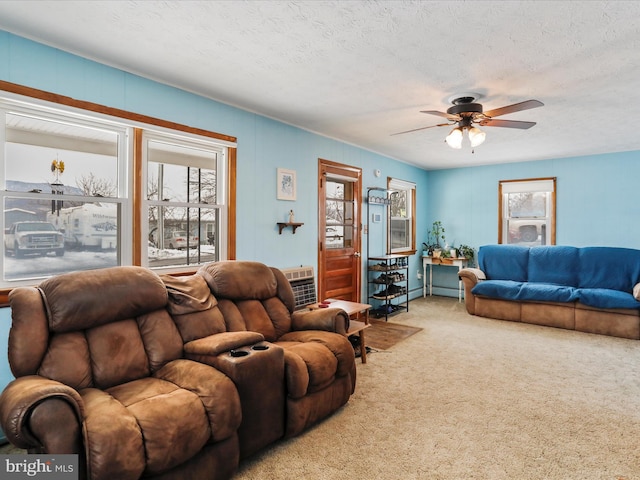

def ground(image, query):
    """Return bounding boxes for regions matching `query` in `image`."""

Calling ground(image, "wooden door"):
[318,159,362,302]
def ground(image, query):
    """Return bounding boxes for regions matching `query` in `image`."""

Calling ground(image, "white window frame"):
[388,177,416,254]
[0,98,132,288]
[141,130,228,271]
[499,177,556,245]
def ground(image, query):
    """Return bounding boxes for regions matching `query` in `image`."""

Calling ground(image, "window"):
[388,177,416,254]
[144,133,226,268]
[0,86,234,290]
[324,177,355,249]
[499,178,556,245]
[2,106,128,285]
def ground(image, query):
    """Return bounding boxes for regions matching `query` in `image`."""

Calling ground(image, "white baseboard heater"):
[281,265,316,310]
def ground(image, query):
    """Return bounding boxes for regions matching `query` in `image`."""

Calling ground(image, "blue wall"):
[427,151,640,248]
[425,150,640,294]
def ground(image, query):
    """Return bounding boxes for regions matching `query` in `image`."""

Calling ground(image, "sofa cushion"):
[578,247,640,292]
[107,377,211,475]
[199,261,278,300]
[516,282,579,303]
[528,246,580,286]
[478,245,529,281]
[471,280,523,299]
[473,279,579,304]
[577,288,640,310]
[87,319,150,390]
[39,266,168,333]
[236,300,278,341]
[277,342,338,395]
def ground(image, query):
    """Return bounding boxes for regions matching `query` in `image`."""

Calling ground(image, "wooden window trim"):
[0,80,237,305]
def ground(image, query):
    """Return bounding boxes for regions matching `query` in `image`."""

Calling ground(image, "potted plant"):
[422,241,436,256]
[457,244,475,265]
[427,221,446,258]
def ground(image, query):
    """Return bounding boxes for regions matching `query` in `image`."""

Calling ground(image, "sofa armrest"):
[184,331,265,356]
[0,376,84,450]
[290,308,349,335]
[458,268,486,315]
[458,267,486,284]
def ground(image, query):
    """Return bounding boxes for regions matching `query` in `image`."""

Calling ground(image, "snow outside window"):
[0,93,232,288]
[1,105,128,287]
[143,132,226,270]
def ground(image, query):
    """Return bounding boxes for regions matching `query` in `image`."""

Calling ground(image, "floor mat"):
[363,319,422,350]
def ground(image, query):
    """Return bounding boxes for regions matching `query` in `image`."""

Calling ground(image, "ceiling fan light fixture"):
[445,127,463,149]
[468,126,486,147]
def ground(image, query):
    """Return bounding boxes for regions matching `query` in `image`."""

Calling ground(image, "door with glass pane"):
[318,159,361,302]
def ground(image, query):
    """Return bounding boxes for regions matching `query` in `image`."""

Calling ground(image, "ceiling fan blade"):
[478,119,536,129]
[390,123,451,136]
[420,110,461,121]
[483,100,544,118]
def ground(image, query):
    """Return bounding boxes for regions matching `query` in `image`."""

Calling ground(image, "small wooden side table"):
[308,299,372,363]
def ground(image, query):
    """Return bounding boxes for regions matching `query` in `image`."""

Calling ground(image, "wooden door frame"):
[317,158,362,301]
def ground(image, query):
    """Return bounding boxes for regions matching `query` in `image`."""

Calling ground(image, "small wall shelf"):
[277,222,304,234]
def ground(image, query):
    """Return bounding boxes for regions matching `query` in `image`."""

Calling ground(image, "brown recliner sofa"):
[0,261,356,479]
[162,261,356,457]
[0,266,242,480]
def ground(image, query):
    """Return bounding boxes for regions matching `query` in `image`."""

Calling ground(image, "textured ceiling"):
[0,0,639,170]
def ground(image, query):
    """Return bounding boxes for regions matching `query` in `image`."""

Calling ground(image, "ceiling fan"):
[392,94,544,149]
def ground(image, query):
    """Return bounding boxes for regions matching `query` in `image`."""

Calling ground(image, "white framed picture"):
[277,168,296,201]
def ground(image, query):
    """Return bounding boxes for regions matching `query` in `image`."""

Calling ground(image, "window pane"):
[508,192,547,218]
[391,218,409,250]
[505,191,550,245]
[147,206,218,268]
[2,110,124,286]
[326,180,353,200]
[325,195,354,250]
[388,178,415,253]
[3,197,119,282]
[145,134,222,269]
[5,113,119,195]
[325,180,354,249]
[147,139,217,202]
[390,190,408,218]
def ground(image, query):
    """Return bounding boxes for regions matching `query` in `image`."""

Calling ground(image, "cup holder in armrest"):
[229,349,249,357]
[251,344,269,351]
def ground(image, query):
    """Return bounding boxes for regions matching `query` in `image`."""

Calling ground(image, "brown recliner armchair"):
[192,261,357,439]
[0,267,242,480]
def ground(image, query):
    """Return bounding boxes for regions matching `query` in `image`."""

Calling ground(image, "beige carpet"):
[3,297,639,479]
[235,296,640,480]
[363,319,423,350]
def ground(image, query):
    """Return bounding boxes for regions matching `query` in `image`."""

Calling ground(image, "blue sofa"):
[459,245,640,339]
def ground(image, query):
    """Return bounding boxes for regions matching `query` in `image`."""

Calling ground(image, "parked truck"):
[4,221,65,258]
[48,203,117,250]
